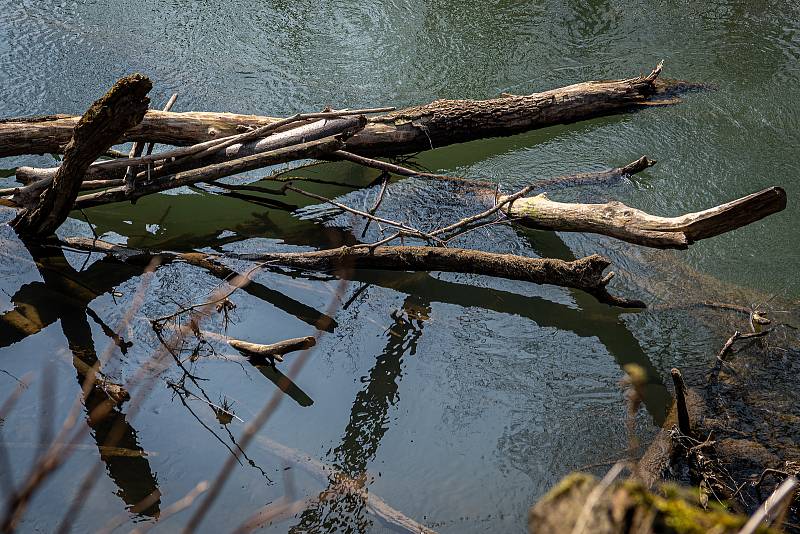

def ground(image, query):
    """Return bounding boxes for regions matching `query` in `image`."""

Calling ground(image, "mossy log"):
[9,74,151,236]
[528,473,779,534]
[502,187,787,249]
[0,64,693,159]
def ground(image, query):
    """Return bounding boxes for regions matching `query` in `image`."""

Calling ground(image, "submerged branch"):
[60,237,644,308]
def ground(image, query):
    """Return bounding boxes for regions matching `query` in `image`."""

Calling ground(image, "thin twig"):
[360,171,390,237]
[717,329,771,361]
[144,93,179,156]
[167,380,244,423]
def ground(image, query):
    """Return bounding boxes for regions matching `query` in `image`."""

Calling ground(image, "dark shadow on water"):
[0,243,161,517]
[255,364,314,407]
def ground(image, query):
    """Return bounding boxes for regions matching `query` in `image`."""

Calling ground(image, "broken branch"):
[10,74,152,236]
[227,336,317,364]
[502,187,787,249]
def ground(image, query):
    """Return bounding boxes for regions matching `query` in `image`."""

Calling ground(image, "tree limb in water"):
[59,237,644,308]
[7,116,364,204]
[227,336,316,364]
[10,74,152,236]
[71,136,346,208]
[502,186,787,249]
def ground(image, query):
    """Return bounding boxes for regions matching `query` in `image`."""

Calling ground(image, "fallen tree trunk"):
[10,74,152,236]
[0,64,692,159]
[60,237,643,308]
[502,186,787,249]
[12,115,366,186]
[227,336,316,364]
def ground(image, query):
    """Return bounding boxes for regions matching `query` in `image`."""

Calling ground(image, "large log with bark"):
[9,74,151,236]
[61,237,644,308]
[502,186,787,249]
[0,64,691,159]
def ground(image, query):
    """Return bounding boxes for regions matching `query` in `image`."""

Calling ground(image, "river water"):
[1,1,799,532]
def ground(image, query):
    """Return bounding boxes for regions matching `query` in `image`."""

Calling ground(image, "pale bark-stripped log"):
[60,237,643,308]
[0,64,693,159]
[10,74,152,236]
[0,111,275,158]
[227,336,316,363]
[502,186,787,249]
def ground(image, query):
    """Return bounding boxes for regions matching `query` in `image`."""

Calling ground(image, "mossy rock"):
[528,473,778,534]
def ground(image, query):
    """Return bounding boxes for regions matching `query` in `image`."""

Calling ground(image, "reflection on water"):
[290,296,429,533]
[0,244,160,517]
[1,0,799,532]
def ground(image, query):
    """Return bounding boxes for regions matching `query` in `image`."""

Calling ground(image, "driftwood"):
[227,336,316,364]
[502,186,786,249]
[2,66,784,255]
[532,156,656,190]
[9,74,151,236]
[0,64,689,159]
[231,246,644,307]
[5,118,363,207]
[717,329,771,361]
[60,237,642,308]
